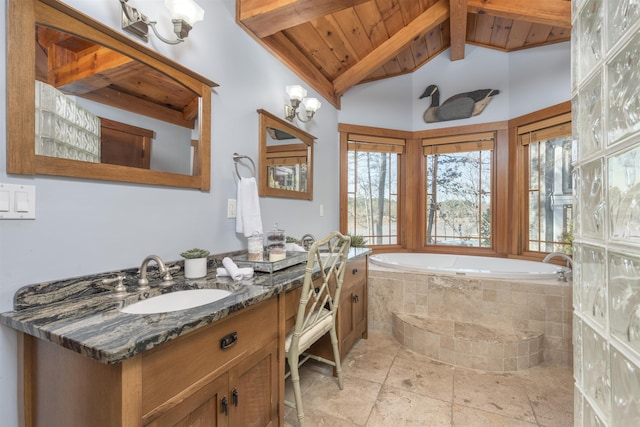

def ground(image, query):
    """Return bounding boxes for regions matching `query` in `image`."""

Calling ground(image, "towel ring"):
[233,153,256,179]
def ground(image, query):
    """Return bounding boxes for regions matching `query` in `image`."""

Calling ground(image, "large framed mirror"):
[7,0,217,190]
[257,109,315,200]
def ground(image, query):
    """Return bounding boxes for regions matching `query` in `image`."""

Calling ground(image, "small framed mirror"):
[7,0,217,190]
[257,109,315,200]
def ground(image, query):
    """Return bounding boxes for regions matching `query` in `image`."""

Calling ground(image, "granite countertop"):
[0,248,370,365]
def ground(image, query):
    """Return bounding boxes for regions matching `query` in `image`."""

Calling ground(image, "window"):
[423,133,494,247]
[343,134,404,245]
[518,113,573,254]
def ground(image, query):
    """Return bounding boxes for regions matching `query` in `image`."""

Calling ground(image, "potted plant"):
[180,248,210,279]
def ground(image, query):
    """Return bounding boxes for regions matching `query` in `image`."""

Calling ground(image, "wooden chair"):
[284,231,351,426]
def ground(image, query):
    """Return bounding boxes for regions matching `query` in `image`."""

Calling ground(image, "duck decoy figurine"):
[419,85,500,123]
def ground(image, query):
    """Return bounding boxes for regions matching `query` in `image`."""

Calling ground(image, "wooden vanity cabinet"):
[337,255,368,359]
[21,297,279,427]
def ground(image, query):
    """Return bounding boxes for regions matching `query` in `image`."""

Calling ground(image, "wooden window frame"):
[339,102,570,258]
[421,132,496,252]
[508,102,572,261]
[339,124,410,251]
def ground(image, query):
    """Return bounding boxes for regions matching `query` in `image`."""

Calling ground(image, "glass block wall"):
[573,0,640,425]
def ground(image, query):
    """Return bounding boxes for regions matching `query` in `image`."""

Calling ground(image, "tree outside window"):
[424,138,493,247]
[346,138,402,245]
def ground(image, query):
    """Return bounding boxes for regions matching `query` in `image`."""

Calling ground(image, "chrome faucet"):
[138,255,172,291]
[300,234,316,251]
[543,252,573,281]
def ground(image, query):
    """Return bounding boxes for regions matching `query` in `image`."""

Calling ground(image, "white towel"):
[222,257,243,281]
[216,267,254,278]
[285,243,307,252]
[236,177,263,237]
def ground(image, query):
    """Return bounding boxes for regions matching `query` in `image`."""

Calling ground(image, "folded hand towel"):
[216,267,254,278]
[222,257,243,281]
[236,177,263,237]
[285,243,307,252]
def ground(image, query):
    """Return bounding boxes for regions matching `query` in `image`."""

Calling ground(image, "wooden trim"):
[339,131,349,234]
[18,333,34,427]
[333,0,449,95]
[517,112,572,135]
[494,128,510,256]
[237,0,371,38]
[509,101,572,256]
[423,139,494,155]
[346,135,406,145]
[449,0,468,61]
[421,131,495,145]
[468,0,572,29]
[7,0,36,175]
[338,123,414,139]
[414,120,509,139]
[348,142,405,153]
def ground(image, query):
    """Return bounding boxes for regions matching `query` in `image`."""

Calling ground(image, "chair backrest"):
[291,232,351,349]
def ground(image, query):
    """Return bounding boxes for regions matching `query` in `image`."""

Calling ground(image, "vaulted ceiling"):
[236,0,572,108]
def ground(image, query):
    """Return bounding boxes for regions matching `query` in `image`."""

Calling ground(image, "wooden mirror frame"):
[257,109,315,200]
[7,0,217,190]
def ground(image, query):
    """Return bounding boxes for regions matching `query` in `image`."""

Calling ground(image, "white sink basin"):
[121,289,232,314]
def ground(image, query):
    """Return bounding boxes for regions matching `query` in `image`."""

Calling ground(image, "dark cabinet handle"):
[220,331,238,350]
[353,294,359,303]
[352,268,358,275]
[232,388,239,407]
[221,396,228,416]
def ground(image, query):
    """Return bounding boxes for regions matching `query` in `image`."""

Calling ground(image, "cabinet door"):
[229,338,278,427]
[146,373,229,427]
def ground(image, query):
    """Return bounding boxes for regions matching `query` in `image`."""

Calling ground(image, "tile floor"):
[284,332,574,427]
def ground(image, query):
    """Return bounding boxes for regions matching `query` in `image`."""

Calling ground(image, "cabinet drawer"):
[140,298,278,417]
[344,257,367,289]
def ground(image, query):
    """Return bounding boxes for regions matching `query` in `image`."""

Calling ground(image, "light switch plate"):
[0,183,36,219]
[227,199,237,218]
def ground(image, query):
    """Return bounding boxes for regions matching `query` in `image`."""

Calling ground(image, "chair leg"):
[287,356,306,426]
[329,326,344,390]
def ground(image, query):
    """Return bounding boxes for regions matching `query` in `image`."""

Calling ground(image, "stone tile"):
[300,374,381,426]
[453,369,536,423]
[343,349,395,384]
[386,353,454,401]
[367,385,452,427]
[350,331,401,357]
[452,404,537,426]
[515,364,574,427]
[292,332,574,427]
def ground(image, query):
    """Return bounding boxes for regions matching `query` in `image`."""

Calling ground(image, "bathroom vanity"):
[1,249,369,427]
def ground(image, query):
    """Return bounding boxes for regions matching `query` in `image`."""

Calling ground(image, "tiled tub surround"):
[369,265,573,371]
[0,248,370,364]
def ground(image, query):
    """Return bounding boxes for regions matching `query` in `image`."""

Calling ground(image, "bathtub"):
[369,252,567,280]
[367,252,574,368]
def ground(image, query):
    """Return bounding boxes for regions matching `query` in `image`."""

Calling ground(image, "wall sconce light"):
[284,85,321,123]
[119,0,204,45]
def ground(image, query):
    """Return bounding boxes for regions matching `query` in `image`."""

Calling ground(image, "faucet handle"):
[102,274,127,297]
[160,265,180,286]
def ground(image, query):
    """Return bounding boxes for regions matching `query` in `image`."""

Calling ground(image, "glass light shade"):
[286,85,307,101]
[164,0,204,25]
[302,97,321,113]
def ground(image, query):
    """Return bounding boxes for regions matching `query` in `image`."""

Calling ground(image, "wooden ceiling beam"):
[261,32,341,108]
[468,0,571,29]
[238,0,371,38]
[333,0,449,95]
[449,0,467,61]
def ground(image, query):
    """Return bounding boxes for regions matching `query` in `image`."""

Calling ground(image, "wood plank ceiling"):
[236,0,572,108]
